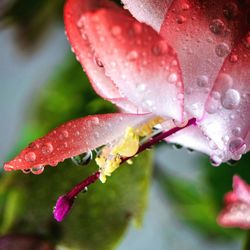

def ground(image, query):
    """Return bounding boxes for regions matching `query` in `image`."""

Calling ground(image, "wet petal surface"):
[4,113,152,171]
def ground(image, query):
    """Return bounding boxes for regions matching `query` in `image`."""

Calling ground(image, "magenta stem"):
[66,118,196,198]
[67,171,100,199]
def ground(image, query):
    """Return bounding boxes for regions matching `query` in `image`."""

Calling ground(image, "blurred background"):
[0,1,249,249]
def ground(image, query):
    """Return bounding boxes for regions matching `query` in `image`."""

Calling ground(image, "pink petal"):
[121,0,173,32]
[218,202,250,229]
[161,0,249,118]
[64,0,141,113]
[199,34,250,162]
[3,113,152,171]
[83,7,184,121]
[233,175,250,205]
[166,125,214,155]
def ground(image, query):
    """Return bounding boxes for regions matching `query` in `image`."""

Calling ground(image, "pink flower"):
[217,175,250,229]
[3,0,250,220]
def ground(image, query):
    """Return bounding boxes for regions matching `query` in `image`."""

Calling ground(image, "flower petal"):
[161,0,249,118]
[166,125,213,155]
[218,176,250,229]
[199,34,250,162]
[83,7,184,121]
[64,0,141,113]
[217,202,250,229]
[121,0,173,32]
[3,113,152,171]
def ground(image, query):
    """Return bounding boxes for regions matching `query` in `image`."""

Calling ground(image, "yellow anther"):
[95,117,164,183]
[111,127,139,157]
[136,117,164,137]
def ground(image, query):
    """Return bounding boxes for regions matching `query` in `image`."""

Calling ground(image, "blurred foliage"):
[155,148,250,241]
[0,0,122,51]
[0,54,152,249]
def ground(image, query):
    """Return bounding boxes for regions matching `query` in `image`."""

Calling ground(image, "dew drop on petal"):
[94,56,104,67]
[127,50,139,61]
[221,89,241,110]
[24,152,36,162]
[31,166,44,175]
[229,54,238,63]
[136,84,146,92]
[168,73,178,83]
[229,137,246,154]
[152,41,168,56]
[22,169,31,174]
[71,150,93,166]
[232,127,241,136]
[210,154,222,167]
[197,75,209,88]
[176,15,186,24]
[42,143,53,155]
[215,43,230,57]
[209,19,225,35]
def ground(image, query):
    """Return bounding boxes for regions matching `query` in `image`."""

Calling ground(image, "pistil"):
[53,118,196,221]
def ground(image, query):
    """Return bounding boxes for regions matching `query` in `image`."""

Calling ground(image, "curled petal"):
[3,113,152,171]
[200,34,250,162]
[64,0,142,113]
[121,0,173,32]
[83,7,184,121]
[161,0,249,118]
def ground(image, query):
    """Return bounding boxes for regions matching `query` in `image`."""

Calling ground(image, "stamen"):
[53,118,196,221]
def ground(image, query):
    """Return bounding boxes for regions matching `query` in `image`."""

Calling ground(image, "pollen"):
[95,117,164,183]
[111,127,139,157]
[136,116,164,136]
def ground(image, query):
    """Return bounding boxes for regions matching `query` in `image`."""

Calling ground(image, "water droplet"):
[222,135,230,143]
[94,56,103,67]
[197,75,209,88]
[71,151,93,166]
[24,152,36,162]
[182,3,190,10]
[209,140,218,150]
[176,15,186,24]
[92,117,100,125]
[215,43,230,57]
[111,25,121,36]
[212,91,221,99]
[210,154,222,167]
[229,54,238,63]
[172,144,183,150]
[168,73,178,83]
[31,166,44,175]
[62,130,69,138]
[221,88,241,109]
[229,137,246,154]
[42,143,53,155]
[232,127,241,136]
[209,19,225,35]
[136,84,146,92]
[205,98,219,114]
[127,50,139,61]
[223,2,239,20]
[152,41,168,56]
[22,169,31,174]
